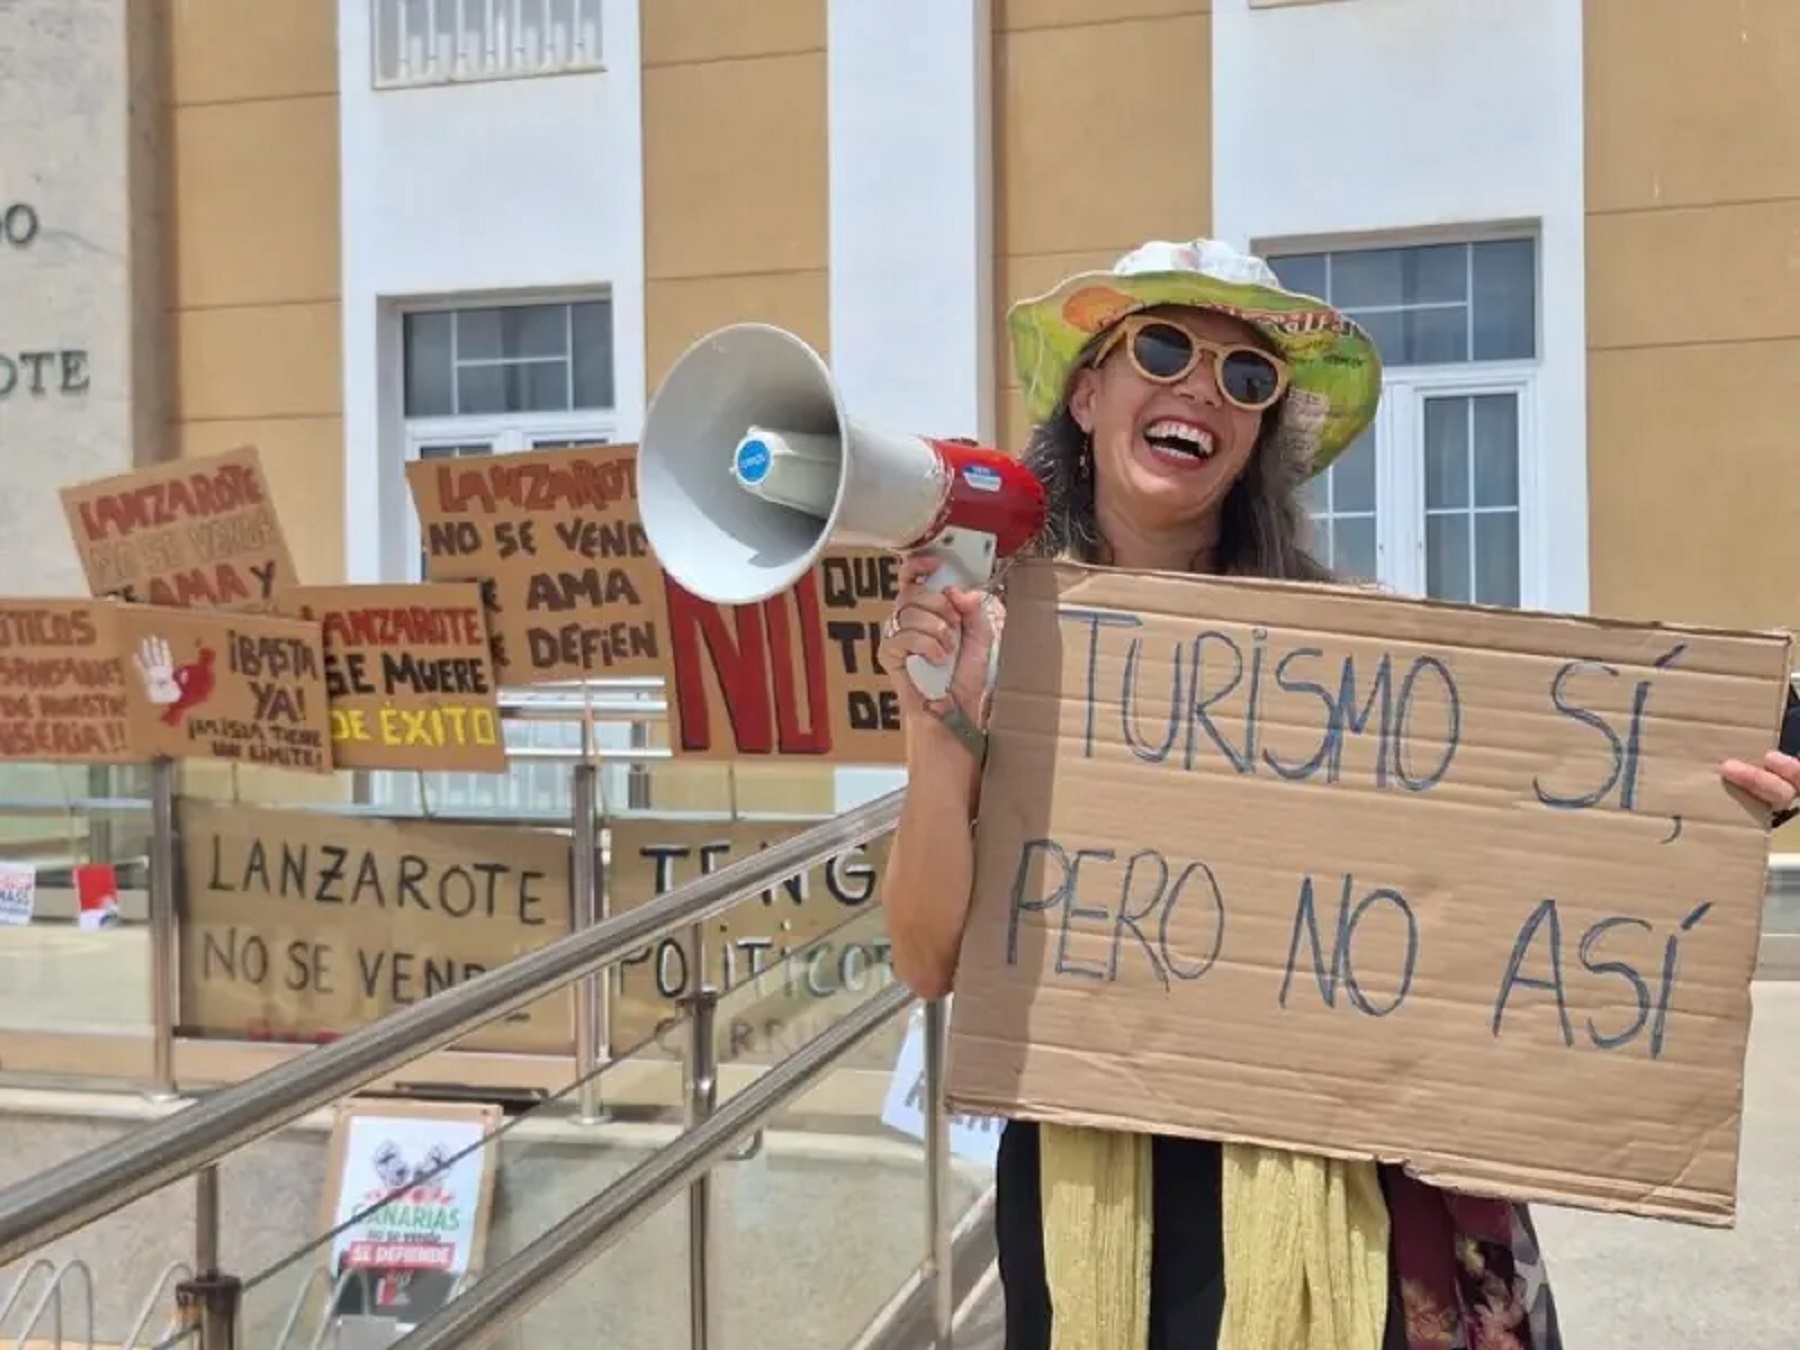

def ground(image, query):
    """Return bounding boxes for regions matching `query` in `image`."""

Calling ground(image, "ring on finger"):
[881,612,903,641]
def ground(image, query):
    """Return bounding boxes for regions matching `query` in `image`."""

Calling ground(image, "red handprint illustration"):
[134,636,217,725]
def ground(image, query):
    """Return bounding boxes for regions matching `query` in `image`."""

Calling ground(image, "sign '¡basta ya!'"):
[945,561,1791,1225]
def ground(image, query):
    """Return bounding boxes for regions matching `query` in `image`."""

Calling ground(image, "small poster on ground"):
[321,1099,501,1334]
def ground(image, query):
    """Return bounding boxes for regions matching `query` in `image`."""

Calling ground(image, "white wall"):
[824,0,994,808]
[336,0,646,582]
[1212,0,1589,612]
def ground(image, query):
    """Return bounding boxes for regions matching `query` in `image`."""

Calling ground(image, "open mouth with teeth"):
[1140,417,1216,465]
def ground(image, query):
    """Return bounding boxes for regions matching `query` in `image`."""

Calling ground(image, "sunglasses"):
[1090,315,1290,412]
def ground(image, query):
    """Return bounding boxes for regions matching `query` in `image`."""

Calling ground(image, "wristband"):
[929,699,989,765]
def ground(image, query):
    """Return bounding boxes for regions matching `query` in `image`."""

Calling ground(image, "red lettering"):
[763,574,831,754]
[76,463,264,541]
[322,605,484,650]
[665,579,774,754]
[663,574,832,757]
[433,455,636,515]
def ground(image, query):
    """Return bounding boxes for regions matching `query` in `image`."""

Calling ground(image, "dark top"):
[992,682,1800,1350]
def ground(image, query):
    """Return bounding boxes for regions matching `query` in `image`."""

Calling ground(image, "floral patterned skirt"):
[1383,1166,1565,1350]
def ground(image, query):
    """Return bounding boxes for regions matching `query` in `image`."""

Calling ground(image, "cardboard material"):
[58,446,299,612]
[0,600,131,761]
[282,583,507,774]
[400,443,905,762]
[944,560,1793,1225]
[0,599,333,772]
[606,818,901,1065]
[662,549,906,765]
[406,443,669,686]
[178,801,573,1053]
[114,604,333,772]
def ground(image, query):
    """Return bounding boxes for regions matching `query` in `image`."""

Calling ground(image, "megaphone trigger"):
[898,526,998,704]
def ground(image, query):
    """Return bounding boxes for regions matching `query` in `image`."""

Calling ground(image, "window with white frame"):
[1267,238,1538,608]
[374,0,604,89]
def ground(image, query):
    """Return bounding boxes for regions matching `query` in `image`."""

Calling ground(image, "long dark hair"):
[1018,363,1333,583]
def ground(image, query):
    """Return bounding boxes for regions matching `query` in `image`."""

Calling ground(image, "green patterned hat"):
[1007,238,1383,477]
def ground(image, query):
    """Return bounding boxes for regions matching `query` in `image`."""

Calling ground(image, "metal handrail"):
[0,786,906,1267]
[392,982,916,1350]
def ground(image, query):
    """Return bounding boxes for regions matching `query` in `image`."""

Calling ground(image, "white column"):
[826,0,995,808]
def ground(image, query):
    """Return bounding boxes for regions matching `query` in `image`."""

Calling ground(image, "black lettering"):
[1492,899,1575,1047]
[1278,872,1418,1017]
[283,940,334,994]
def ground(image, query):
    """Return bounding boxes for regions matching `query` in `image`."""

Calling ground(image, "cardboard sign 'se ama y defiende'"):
[944,561,1793,1225]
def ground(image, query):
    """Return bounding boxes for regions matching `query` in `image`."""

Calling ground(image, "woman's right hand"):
[876,554,1003,738]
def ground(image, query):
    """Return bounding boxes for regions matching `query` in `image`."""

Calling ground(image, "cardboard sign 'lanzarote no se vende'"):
[944,560,1790,1225]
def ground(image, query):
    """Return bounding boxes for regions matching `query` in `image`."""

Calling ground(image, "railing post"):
[570,758,606,1124]
[683,972,719,1350]
[182,1164,238,1350]
[924,997,954,1347]
[195,1163,220,1274]
[147,756,179,1102]
[176,1271,241,1350]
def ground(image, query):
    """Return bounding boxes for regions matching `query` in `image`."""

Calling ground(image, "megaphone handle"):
[903,529,995,704]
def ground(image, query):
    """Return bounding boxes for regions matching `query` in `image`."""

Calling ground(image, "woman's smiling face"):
[1067,305,1273,539]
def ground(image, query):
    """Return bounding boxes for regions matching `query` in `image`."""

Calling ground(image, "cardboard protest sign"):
[0,601,130,761]
[0,600,332,772]
[178,801,572,1053]
[945,561,1792,1224]
[406,443,668,685]
[58,446,299,612]
[115,604,333,773]
[282,583,506,774]
[606,818,900,1065]
[662,550,905,765]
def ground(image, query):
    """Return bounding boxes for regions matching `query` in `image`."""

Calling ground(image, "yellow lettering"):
[366,704,502,748]
[331,709,371,742]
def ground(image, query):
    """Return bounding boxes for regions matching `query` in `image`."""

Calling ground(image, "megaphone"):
[639,323,1048,701]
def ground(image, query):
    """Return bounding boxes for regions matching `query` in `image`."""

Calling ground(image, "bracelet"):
[929,699,989,765]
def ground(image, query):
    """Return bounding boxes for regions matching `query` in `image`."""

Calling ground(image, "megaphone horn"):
[638,323,1048,702]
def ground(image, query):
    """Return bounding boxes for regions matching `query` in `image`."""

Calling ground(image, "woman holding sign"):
[880,237,1800,1350]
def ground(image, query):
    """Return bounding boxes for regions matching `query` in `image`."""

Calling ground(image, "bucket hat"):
[1006,238,1383,476]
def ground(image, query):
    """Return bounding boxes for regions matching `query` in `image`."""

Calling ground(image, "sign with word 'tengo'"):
[945,561,1792,1225]
[179,802,572,1053]
[607,819,900,1066]
[283,583,506,774]
[406,443,666,685]
[58,446,299,612]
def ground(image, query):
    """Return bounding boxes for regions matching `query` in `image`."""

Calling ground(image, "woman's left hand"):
[1719,750,1800,817]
